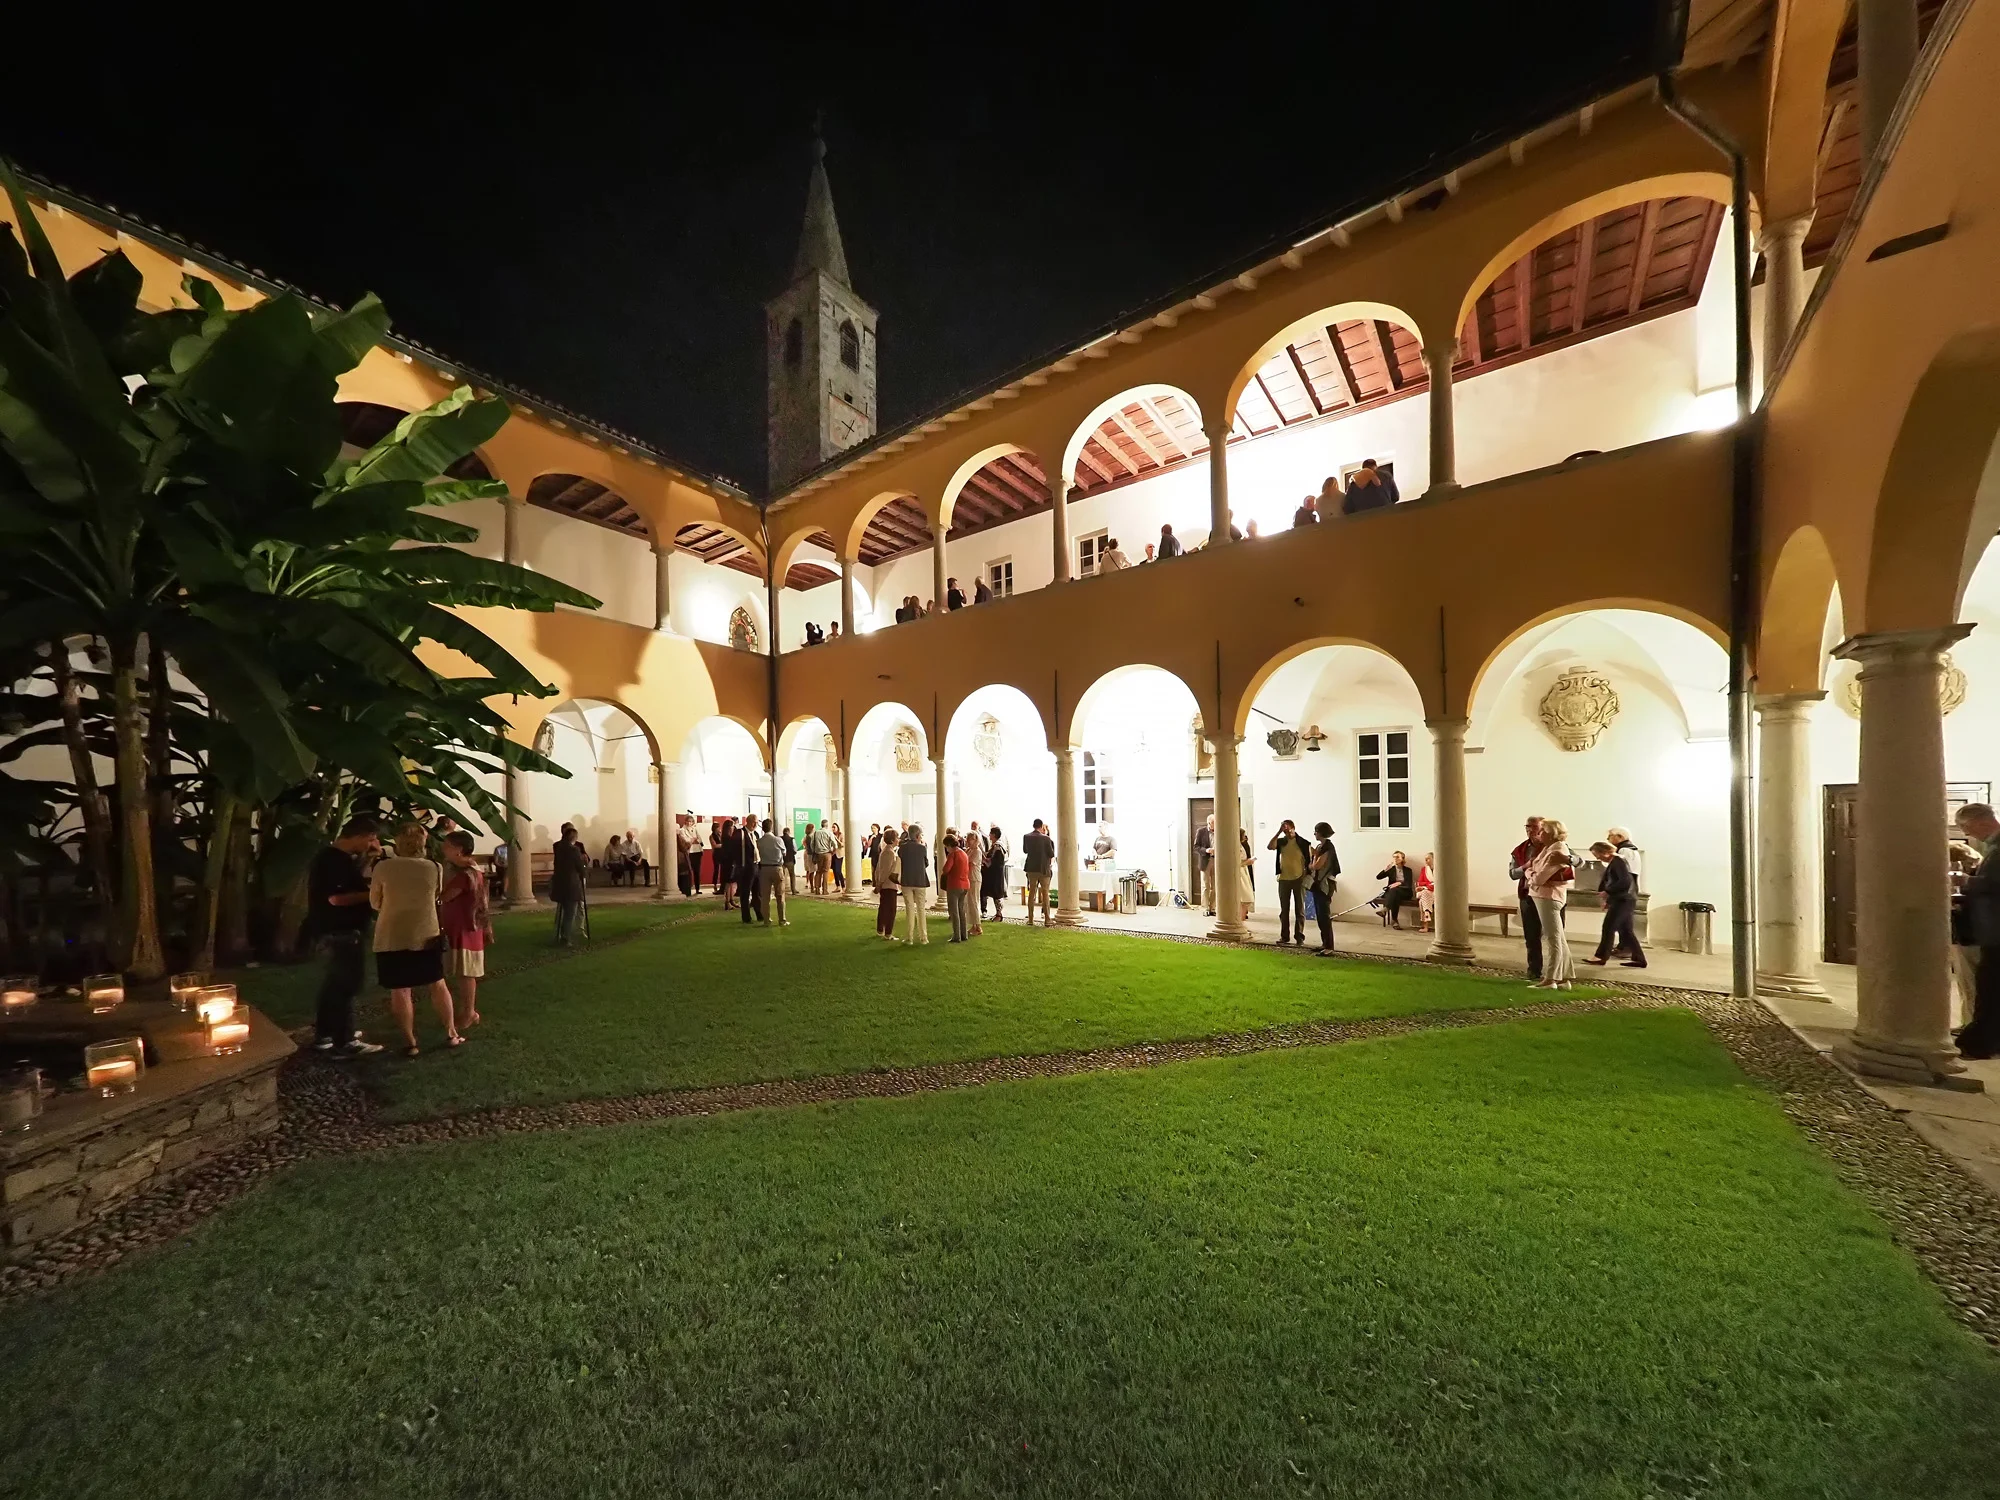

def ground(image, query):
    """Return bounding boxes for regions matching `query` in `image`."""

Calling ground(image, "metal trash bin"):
[1679,901,1715,955]
[1119,875,1140,913]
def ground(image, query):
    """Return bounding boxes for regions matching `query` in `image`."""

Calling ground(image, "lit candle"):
[1,976,35,1012]
[0,1073,38,1132]
[169,973,207,1011]
[82,974,125,1014]
[206,1019,251,1055]
[86,1058,138,1094]
[196,993,237,1026]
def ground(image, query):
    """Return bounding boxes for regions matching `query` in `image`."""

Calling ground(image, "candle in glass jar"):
[207,1019,251,1055]
[86,1058,138,1093]
[82,974,125,1013]
[1,976,35,1012]
[196,993,237,1026]
[0,1072,38,1132]
[169,972,207,1011]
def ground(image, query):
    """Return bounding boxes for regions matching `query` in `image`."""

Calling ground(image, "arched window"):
[783,318,803,368]
[728,605,760,653]
[838,319,860,371]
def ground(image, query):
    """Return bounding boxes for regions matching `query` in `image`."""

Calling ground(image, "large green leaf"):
[165,618,315,784]
[339,387,509,486]
[367,546,601,610]
[372,596,551,695]
[309,293,390,375]
[171,295,343,480]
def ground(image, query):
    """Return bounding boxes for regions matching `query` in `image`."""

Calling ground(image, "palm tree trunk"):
[148,652,175,899]
[217,802,253,964]
[111,636,164,980]
[193,785,235,972]
[48,643,117,948]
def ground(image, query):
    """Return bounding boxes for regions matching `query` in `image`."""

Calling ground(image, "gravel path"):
[5,952,1999,1351]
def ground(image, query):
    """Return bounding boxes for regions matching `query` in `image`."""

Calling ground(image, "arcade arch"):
[1068,666,1204,904]
[518,697,660,866]
[942,686,1056,852]
[848,701,933,832]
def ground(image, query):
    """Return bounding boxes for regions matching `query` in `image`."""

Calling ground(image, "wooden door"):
[1824,783,1858,965]
[1188,797,1214,897]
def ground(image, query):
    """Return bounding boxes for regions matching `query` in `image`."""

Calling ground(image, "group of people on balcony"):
[800,620,843,646]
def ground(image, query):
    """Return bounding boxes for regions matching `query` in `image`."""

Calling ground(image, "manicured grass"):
[254,896,1598,1122]
[224,899,709,1031]
[4,1010,1993,1498]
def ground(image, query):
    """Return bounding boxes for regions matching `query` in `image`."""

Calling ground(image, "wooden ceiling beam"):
[1461,294,1487,366]
[1105,407,1165,469]
[1137,396,1199,457]
[1512,253,1535,352]
[1252,370,1292,427]
[1075,444,1119,488]
[1324,326,1362,408]
[1569,215,1598,335]
[1373,320,1405,392]
[1626,199,1662,316]
[986,461,1050,508]
[1089,429,1142,478]
[1284,343,1327,416]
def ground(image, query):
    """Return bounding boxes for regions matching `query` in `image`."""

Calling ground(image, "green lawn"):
[244,897,1593,1123]
[4,1009,1992,1498]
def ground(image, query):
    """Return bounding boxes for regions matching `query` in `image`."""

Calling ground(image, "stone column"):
[651,542,672,632]
[1858,0,1920,162]
[840,556,855,637]
[1833,627,1975,1087]
[932,526,948,610]
[1204,418,1233,546]
[1050,472,1073,583]
[931,756,950,908]
[1424,343,1458,496]
[504,744,533,908]
[1053,747,1081,925]
[501,493,521,566]
[1756,215,1814,388]
[1755,693,1827,995]
[1426,718,1475,963]
[841,761,862,899]
[653,762,672,901]
[1210,734,1248,941]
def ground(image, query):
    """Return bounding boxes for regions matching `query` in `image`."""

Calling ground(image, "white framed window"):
[986,558,1014,597]
[1083,752,1113,824]
[1077,530,1109,577]
[1356,728,1411,830]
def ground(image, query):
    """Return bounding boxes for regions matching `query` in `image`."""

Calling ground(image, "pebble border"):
[5,943,1999,1351]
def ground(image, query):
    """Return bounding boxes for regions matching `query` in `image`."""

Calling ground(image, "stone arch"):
[526,471,648,538]
[515,696,663,859]
[1761,524,1842,694]
[1232,636,1426,738]
[677,714,772,772]
[521,694,661,765]
[1059,385,1209,498]
[845,489,927,565]
[673,520,768,572]
[1064,663,1202,751]
[938,442,1054,535]
[1451,172,1737,344]
[851,699,930,766]
[1467,597,1729,716]
[1864,326,2000,632]
[1220,303,1429,430]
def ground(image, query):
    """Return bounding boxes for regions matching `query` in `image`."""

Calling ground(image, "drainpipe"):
[764,515,781,822]
[1659,72,1757,1001]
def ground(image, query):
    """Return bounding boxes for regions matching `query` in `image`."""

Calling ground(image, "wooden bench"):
[1468,902,1516,937]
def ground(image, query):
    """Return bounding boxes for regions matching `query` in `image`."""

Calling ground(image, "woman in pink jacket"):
[1526,818,1577,989]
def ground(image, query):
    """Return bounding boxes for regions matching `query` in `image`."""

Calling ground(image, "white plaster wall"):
[518,701,656,860]
[680,718,768,821]
[782,721,839,831]
[1072,669,1206,897]
[944,686,1057,862]
[848,708,933,834]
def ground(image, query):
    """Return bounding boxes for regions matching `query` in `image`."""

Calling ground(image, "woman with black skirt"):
[981,824,1009,920]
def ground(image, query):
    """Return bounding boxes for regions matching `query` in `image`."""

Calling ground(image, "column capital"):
[1834,625,1973,668]
[1052,744,1075,762]
[1754,212,1816,251]
[1423,716,1469,737]
[1752,690,1825,716]
[1202,416,1233,442]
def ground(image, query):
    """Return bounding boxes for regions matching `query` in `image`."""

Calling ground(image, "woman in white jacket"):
[1526,818,1577,989]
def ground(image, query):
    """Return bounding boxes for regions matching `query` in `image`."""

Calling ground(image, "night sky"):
[4,9,1668,494]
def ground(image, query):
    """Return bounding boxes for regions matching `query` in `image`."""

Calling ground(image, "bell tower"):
[766,135,878,495]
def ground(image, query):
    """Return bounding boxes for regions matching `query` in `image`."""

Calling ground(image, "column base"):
[1427,939,1476,965]
[1834,1032,1984,1092]
[1051,908,1083,927]
[1422,481,1461,502]
[1208,920,1250,943]
[1755,968,1828,999]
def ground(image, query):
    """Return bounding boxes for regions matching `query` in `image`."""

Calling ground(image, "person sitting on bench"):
[1372,852,1418,928]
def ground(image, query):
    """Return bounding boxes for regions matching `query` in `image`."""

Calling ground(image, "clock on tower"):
[766,135,877,494]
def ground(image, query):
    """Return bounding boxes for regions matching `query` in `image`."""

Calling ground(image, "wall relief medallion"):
[1538,666,1620,752]
[974,714,1003,770]
[532,720,556,759]
[892,725,922,775]
[1190,715,1214,778]
[728,606,759,652]
[1837,652,1966,719]
[1266,727,1301,761]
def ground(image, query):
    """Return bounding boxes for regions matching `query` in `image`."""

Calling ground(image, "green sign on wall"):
[791,808,822,845]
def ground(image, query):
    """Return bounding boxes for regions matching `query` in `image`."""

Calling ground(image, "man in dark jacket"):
[1309,822,1342,955]
[1509,816,1544,980]
[1341,459,1397,514]
[1267,820,1313,945]
[731,816,762,924]
[1157,523,1182,559]
[1584,841,1645,968]
[1953,803,2000,1057]
[946,578,966,610]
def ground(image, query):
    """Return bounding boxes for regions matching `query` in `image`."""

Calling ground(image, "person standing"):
[1508,816,1545,981]
[973,576,992,604]
[1267,820,1311,946]
[438,831,491,1031]
[871,827,902,938]
[370,821,461,1056]
[1952,803,2000,1058]
[1102,539,1130,570]
[1527,819,1577,990]
[756,818,789,926]
[305,816,385,1057]
[963,823,986,936]
[982,823,1008,921]
[1583,840,1645,969]
[733,817,763,923]
[1195,813,1217,916]
[1157,523,1182,560]
[1606,827,1643,892]
[1292,494,1319,528]
[829,822,845,888]
[715,819,735,907]
[942,833,973,942]
[947,577,966,610]
[676,817,696,898]
[550,823,589,946]
[1021,819,1055,925]
[899,824,932,944]
[784,822,802,895]
[1308,822,1341,955]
